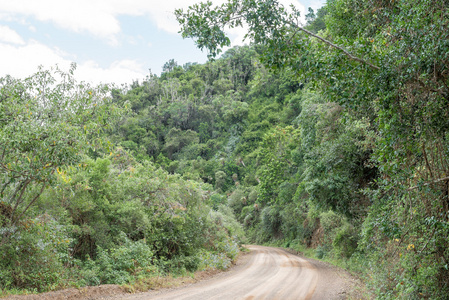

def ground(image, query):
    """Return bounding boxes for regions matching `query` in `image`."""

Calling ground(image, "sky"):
[0,0,324,86]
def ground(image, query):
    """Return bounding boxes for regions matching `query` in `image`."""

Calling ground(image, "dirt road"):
[111,245,349,300]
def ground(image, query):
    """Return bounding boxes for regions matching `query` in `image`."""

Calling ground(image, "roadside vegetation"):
[1,0,448,299]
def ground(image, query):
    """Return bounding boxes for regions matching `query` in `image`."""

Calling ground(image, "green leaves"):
[0,65,121,229]
[257,125,300,205]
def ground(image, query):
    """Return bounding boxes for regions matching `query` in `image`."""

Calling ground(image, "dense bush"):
[90,235,157,284]
[0,215,72,291]
[0,141,242,292]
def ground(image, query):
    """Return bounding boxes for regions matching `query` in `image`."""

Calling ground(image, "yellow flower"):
[407,244,415,250]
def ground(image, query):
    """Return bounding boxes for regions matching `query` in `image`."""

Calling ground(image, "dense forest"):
[1,0,449,299]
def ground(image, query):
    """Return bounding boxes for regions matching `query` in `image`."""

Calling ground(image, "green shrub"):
[210,193,227,210]
[248,188,257,203]
[0,215,72,292]
[216,238,239,260]
[177,255,200,272]
[77,257,101,286]
[333,224,358,258]
[280,203,304,240]
[319,210,358,258]
[197,251,232,270]
[261,206,282,238]
[209,205,246,244]
[90,234,157,284]
[214,171,227,191]
[320,210,343,234]
[316,245,330,259]
[227,189,245,213]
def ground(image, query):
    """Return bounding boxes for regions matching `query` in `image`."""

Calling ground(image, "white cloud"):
[308,0,325,10]
[76,59,147,85]
[149,0,307,45]
[0,1,308,42]
[0,40,146,85]
[144,0,208,34]
[0,0,121,43]
[0,0,184,41]
[0,0,316,85]
[0,25,25,45]
[0,41,67,78]
[143,0,307,34]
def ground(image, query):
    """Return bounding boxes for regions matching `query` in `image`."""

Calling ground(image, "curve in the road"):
[123,245,340,300]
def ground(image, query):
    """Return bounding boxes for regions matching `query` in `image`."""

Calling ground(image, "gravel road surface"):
[112,245,348,300]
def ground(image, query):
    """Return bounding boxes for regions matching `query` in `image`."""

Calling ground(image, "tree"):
[257,126,300,205]
[0,65,121,243]
[305,7,327,34]
[164,128,199,159]
[162,59,179,74]
[175,0,379,70]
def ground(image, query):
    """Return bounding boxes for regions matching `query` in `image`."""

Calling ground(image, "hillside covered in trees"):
[1,0,449,299]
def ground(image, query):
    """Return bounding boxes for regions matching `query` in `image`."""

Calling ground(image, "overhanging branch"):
[288,21,380,70]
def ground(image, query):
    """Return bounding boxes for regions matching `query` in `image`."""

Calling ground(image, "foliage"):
[320,210,358,258]
[197,251,231,271]
[0,65,121,239]
[0,64,245,293]
[174,0,449,298]
[257,126,300,205]
[0,215,72,291]
[84,234,157,285]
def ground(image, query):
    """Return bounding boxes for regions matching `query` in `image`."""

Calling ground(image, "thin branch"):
[0,162,32,178]
[287,21,380,70]
[418,230,434,255]
[286,27,301,45]
[10,179,31,222]
[407,176,449,191]
[0,146,6,161]
[391,226,412,258]
[12,182,47,227]
[0,177,14,196]
[422,144,434,179]
[9,180,26,205]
